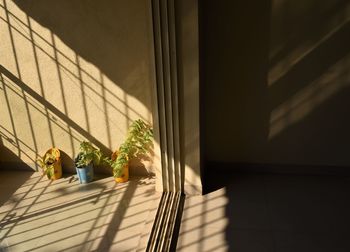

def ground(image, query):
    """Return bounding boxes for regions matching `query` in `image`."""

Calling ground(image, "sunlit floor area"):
[0,170,160,252]
[177,171,350,252]
[177,186,228,252]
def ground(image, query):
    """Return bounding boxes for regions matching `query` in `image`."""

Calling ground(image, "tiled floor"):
[0,170,160,252]
[177,172,350,252]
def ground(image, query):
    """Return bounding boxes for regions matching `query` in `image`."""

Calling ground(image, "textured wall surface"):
[0,0,160,175]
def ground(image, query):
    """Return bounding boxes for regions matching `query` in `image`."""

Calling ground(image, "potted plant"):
[109,119,153,183]
[75,141,103,184]
[37,148,62,180]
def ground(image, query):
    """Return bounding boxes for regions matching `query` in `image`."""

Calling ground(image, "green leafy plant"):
[37,149,59,179]
[109,119,153,177]
[75,141,103,168]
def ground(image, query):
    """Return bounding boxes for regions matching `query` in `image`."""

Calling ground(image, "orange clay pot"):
[112,151,129,183]
[114,163,129,183]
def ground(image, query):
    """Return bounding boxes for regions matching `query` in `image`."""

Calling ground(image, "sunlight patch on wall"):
[268,3,350,86]
[269,53,350,139]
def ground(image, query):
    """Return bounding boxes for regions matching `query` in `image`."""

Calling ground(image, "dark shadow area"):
[170,193,186,251]
[268,85,350,166]
[269,22,350,109]
[199,0,350,251]
[199,0,271,191]
[223,171,350,252]
[0,143,33,172]
[200,0,350,185]
[59,149,75,174]
[0,146,34,206]
[129,158,150,177]
[269,0,349,68]
[180,169,350,251]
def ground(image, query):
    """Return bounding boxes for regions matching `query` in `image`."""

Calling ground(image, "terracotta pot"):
[114,163,129,183]
[112,150,129,183]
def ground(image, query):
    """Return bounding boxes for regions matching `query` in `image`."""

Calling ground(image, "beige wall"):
[0,0,161,175]
[176,0,202,194]
[202,0,350,167]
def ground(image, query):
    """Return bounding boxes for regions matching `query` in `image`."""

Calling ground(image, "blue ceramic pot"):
[76,162,94,184]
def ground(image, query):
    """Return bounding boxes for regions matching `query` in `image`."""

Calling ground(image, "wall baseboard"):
[205,161,350,176]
